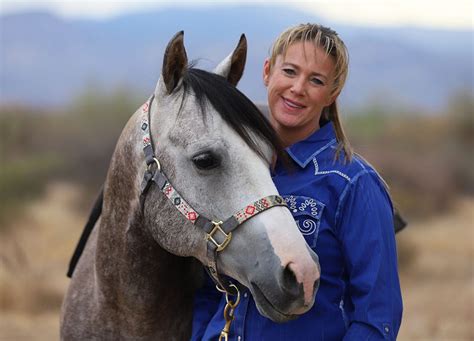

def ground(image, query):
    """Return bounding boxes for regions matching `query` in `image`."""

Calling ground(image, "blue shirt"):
[191,122,403,341]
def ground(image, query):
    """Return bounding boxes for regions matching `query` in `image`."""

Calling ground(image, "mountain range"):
[1,5,472,112]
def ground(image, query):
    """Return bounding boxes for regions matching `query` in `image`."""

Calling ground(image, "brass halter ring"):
[216,283,241,306]
[147,157,161,172]
[217,283,241,341]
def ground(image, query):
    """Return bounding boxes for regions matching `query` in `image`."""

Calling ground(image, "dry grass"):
[0,182,473,340]
[0,182,85,340]
[397,198,474,340]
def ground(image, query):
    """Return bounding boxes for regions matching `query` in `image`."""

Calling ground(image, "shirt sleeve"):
[335,171,403,340]
[190,269,223,341]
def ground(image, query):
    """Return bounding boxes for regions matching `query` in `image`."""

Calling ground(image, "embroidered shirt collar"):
[286,122,337,168]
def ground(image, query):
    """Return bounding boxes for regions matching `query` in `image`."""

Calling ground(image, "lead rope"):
[217,284,241,341]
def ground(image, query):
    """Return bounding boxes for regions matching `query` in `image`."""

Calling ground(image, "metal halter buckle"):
[147,157,161,172]
[207,221,232,252]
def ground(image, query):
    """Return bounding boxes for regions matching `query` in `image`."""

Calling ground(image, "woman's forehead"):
[278,42,335,73]
[283,41,332,60]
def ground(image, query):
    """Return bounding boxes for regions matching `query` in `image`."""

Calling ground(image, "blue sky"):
[1,0,472,29]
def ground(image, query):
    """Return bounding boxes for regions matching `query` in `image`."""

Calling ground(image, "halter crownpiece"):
[139,95,288,294]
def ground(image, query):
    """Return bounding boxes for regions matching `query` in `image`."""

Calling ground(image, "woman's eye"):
[282,68,295,76]
[192,152,221,170]
[311,78,324,86]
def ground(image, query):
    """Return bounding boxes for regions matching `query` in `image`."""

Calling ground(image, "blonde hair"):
[268,23,353,161]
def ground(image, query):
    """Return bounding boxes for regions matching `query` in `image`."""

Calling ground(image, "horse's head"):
[143,31,320,322]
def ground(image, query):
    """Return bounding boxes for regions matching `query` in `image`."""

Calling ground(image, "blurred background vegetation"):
[1,87,472,226]
[0,87,140,226]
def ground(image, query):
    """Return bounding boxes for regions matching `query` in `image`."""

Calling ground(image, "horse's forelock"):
[179,68,285,163]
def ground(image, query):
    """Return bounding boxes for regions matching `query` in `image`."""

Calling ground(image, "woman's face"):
[263,41,337,145]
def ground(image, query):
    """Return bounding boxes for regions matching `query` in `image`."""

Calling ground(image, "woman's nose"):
[290,77,305,95]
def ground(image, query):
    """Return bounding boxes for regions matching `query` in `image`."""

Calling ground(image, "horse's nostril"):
[283,264,296,283]
[282,263,301,297]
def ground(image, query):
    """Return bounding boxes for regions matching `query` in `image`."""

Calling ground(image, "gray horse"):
[60,32,320,340]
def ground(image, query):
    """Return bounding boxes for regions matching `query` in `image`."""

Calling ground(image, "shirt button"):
[384,326,390,333]
[237,336,242,341]
[244,292,248,298]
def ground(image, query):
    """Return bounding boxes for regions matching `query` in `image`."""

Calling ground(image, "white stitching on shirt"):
[339,298,349,329]
[296,219,318,236]
[313,158,351,182]
[284,196,320,217]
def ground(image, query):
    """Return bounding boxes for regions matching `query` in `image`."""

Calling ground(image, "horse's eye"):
[192,152,221,170]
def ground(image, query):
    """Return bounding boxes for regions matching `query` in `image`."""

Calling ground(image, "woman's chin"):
[272,116,302,134]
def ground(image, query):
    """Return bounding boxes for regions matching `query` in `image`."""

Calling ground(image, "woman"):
[192,23,403,340]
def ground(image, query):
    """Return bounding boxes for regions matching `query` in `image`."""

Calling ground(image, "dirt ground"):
[396,198,474,340]
[0,182,473,340]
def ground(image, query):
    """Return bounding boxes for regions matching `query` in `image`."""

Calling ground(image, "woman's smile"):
[281,96,306,111]
[263,41,337,146]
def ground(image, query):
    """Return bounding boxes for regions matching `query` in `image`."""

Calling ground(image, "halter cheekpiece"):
[139,95,288,295]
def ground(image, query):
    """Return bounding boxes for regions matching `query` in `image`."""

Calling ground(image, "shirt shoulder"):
[315,147,378,182]
[314,148,391,209]
[330,153,394,228]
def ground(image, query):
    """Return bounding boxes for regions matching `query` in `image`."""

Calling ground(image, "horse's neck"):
[94,216,200,338]
[96,213,200,337]
[94,114,201,338]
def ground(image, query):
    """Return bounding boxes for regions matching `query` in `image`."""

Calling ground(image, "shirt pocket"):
[283,195,325,249]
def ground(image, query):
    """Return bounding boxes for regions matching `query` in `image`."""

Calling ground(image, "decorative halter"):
[139,95,288,300]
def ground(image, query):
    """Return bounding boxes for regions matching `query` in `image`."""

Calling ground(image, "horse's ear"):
[213,34,247,86]
[161,31,188,94]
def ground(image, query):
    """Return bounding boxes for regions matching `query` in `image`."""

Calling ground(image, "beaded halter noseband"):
[139,95,288,295]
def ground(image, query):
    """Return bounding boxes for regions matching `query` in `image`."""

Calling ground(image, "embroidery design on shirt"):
[284,195,325,249]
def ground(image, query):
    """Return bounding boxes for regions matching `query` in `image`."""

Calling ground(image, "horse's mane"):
[179,67,285,162]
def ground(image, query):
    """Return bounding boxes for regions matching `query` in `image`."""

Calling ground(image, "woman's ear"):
[263,58,271,86]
